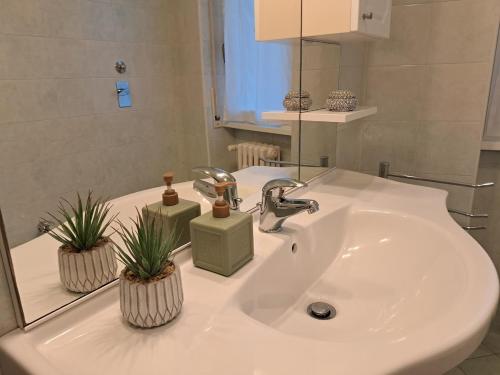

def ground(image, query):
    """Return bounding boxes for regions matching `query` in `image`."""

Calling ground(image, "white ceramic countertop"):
[10,167,294,324]
[0,168,498,375]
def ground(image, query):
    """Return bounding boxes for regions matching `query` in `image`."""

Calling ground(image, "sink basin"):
[0,168,497,375]
[237,208,468,343]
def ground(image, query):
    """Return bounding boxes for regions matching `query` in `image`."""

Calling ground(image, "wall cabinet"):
[255,0,392,42]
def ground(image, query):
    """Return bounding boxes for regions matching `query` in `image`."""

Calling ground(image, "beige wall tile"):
[366,4,431,67]
[112,4,145,43]
[340,42,366,68]
[0,0,45,36]
[39,0,83,39]
[421,63,490,122]
[427,0,500,64]
[301,68,340,110]
[302,43,341,71]
[360,121,419,174]
[339,66,363,99]
[300,122,337,166]
[91,78,122,113]
[365,66,425,121]
[0,36,48,80]
[45,38,89,78]
[176,42,204,76]
[56,79,95,117]
[85,40,138,78]
[336,121,363,171]
[80,0,117,41]
[34,80,61,120]
[0,81,25,124]
[414,121,482,176]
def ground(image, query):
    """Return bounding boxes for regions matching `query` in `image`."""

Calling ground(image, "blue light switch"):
[116,81,132,108]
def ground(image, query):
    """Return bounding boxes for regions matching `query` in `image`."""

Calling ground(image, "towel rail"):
[378,161,494,188]
[379,161,494,231]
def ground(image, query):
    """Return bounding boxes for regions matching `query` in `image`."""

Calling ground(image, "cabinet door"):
[302,0,351,38]
[353,0,392,39]
[255,0,301,41]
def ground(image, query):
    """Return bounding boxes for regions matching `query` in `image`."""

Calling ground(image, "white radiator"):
[227,142,280,170]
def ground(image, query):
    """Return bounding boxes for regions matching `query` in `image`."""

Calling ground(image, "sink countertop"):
[0,167,498,375]
[9,166,293,324]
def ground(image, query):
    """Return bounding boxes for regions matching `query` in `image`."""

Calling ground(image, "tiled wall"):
[337,0,500,223]
[0,0,209,335]
[0,0,209,246]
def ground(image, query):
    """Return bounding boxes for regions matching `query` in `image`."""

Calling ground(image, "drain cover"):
[307,302,336,320]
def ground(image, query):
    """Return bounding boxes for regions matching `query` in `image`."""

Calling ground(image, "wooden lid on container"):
[162,171,179,206]
[212,182,235,218]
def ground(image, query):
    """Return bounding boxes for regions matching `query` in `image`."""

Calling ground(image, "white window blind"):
[223,0,292,124]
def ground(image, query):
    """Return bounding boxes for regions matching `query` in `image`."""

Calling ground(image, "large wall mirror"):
[0,0,310,328]
[297,38,341,181]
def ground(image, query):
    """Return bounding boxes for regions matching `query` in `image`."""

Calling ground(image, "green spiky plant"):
[46,192,116,252]
[114,209,179,281]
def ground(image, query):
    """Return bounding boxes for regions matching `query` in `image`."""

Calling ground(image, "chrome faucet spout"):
[259,178,319,233]
[275,198,319,214]
[192,167,242,210]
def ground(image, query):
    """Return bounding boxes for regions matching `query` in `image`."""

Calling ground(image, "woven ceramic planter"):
[119,262,183,328]
[58,239,117,293]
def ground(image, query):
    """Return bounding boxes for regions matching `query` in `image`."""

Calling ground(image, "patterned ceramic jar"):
[119,262,183,328]
[326,90,358,112]
[283,90,313,111]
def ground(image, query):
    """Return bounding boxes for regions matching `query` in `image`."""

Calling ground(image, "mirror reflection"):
[1,0,305,326]
[297,39,341,180]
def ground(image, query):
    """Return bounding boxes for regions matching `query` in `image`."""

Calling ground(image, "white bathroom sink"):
[0,168,497,375]
[237,208,471,343]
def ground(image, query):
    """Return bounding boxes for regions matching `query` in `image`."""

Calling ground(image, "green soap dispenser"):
[142,171,201,248]
[190,182,254,277]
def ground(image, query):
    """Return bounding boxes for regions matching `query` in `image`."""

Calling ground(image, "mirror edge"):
[0,209,26,329]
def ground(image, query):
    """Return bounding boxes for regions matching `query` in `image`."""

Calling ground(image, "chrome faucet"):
[258,178,319,233]
[192,167,242,210]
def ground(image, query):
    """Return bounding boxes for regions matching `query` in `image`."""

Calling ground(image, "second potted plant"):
[46,192,118,293]
[115,210,183,328]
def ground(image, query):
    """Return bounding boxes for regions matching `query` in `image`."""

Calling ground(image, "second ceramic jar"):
[283,90,313,111]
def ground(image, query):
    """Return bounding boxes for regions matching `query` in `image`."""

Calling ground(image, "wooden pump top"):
[162,171,179,206]
[213,182,235,218]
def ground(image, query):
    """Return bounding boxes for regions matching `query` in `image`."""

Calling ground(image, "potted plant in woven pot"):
[46,192,118,293]
[114,210,183,328]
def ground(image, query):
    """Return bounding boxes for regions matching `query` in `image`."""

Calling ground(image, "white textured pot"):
[58,239,117,293]
[119,262,183,328]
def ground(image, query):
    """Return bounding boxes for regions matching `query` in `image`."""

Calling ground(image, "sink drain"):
[307,302,336,320]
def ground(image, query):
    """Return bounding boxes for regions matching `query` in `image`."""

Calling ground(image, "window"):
[210,0,293,125]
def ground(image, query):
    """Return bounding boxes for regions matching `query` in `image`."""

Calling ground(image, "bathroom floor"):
[446,328,500,374]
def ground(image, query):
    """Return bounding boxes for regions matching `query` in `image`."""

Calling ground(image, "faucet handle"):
[262,178,307,198]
